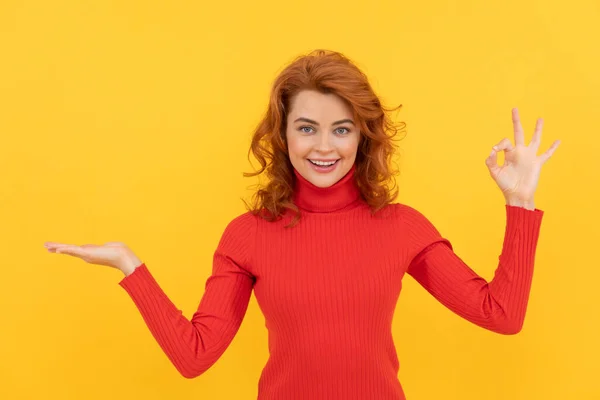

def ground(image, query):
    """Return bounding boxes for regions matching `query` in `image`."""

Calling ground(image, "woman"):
[45,49,560,399]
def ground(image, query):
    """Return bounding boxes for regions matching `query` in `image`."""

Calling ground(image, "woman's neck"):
[292,164,361,213]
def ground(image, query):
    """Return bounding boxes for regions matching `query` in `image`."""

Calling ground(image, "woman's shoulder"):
[388,201,451,245]
[222,211,259,234]
[384,202,432,224]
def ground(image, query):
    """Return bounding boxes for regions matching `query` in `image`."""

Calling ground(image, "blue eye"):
[298,126,350,134]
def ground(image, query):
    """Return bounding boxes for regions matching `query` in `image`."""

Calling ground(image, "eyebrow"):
[293,117,355,126]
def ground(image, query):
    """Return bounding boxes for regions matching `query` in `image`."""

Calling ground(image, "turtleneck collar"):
[292,163,362,213]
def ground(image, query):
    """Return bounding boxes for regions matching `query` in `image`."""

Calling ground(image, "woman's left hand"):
[485,108,560,210]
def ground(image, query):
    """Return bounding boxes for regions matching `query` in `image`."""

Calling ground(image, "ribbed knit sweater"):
[119,164,544,399]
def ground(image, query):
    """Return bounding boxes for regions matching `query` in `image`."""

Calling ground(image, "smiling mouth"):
[308,159,340,166]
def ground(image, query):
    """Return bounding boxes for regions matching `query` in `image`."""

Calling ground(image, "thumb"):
[485,148,500,171]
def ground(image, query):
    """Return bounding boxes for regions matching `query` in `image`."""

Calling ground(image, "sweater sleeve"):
[118,213,256,378]
[405,205,544,335]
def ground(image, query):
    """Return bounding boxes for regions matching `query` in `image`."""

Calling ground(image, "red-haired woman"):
[45,50,560,399]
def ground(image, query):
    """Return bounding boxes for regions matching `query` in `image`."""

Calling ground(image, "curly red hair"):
[243,49,405,227]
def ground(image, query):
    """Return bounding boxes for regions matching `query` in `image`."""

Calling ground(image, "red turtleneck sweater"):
[119,164,544,399]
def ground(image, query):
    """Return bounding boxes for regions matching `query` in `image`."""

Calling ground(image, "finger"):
[512,108,525,146]
[530,118,543,150]
[44,242,77,249]
[54,245,86,257]
[104,241,125,246]
[538,139,560,164]
[492,137,514,152]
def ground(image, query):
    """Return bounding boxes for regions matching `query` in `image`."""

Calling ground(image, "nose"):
[315,131,334,153]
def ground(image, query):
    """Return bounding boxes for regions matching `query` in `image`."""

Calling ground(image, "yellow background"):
[1,1,598,399]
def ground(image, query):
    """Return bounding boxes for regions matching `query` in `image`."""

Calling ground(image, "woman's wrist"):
[118,252,143,276]
[505,196,535,210]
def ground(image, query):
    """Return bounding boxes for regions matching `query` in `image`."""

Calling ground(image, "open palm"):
[44,241,141,274]
[485,108,560,205]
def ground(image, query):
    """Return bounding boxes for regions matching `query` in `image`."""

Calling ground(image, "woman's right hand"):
[44,241,143,276]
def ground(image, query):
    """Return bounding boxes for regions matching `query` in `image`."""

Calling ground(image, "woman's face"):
[285,89,361,188]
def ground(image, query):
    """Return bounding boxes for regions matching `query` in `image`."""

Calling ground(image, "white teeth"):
[310,160,337,166]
